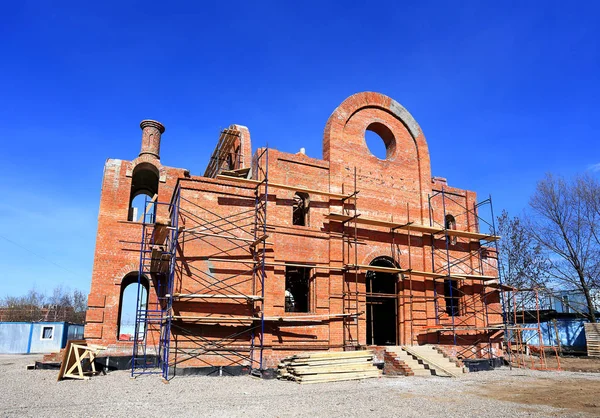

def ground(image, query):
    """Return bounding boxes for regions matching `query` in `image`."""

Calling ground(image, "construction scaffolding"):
[425,190,503,359]
[326,186,553,365]
[341,167,361,349]
[132,153,560,378]
[131,148,269,379]
[131,192,178,379]
[503,287,562,370]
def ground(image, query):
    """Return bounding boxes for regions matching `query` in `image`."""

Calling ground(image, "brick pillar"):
[139,120,165,159]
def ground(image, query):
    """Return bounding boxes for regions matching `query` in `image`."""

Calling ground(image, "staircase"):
[385,345,465,377]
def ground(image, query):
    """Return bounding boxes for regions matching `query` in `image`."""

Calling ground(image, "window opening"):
[117,273,149,341]
[128,163,159,222]
[41,326,54,340]
[444,279,460,316]
[292,192,309,226]
[285,266,310,312]
[130,194,156,223]
[445,214,457,245]
[226,152,234,170]
[364,122,396,160]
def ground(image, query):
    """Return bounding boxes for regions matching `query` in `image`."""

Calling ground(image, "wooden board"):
[220,167,251,178]
[57,339,85,381]
[57,340,105,381]
[170,315,255,324]
[216,175,350,199]
[585,323,600,357]
[171,293,263,300]
[290,350,373,359]
[286,357,374,366]
[486,283,517,292]
[445,229,500,242]
[136,194,158,222]
[345,265,497,281]
[150,246,170,274]
[277,350,380,383]
[325,213,408,229]
[153,221,171,245]
[325,213,500,242]
[290,365,376,375]
[345,264,408,274]
[208,257,346,271]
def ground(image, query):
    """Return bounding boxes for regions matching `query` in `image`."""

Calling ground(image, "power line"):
[0,234,79,278]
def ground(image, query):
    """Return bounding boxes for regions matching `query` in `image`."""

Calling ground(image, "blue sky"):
[1,1,599,297]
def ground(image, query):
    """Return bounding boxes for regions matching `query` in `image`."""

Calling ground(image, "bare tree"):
[527,173,600,322]
[72,290,87,324]
[576,174,600,288]
[497,210,550,290]
[0,288,46,322]
[1,286,87,323]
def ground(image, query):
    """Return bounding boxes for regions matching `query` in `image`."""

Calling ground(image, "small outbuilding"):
[0,322,84,354]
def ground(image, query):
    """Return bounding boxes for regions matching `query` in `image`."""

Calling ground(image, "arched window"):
[128,163,159,223]
[292,192,309,226]
[445,214,457,245]
[117,273,149,341]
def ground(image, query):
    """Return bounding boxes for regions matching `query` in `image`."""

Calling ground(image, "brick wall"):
[85,92,503,369]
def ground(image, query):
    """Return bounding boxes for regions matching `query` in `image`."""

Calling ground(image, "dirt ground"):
[475,355,600,416]
[555,356,600,373]
[475,374,600,415]
[1,354,600,417]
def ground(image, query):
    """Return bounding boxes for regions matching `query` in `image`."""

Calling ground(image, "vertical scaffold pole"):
[260,147,269,370]
[161,184,180,380]
[489,194,512,367]
[353,167,359,348]
[131,202,147,377]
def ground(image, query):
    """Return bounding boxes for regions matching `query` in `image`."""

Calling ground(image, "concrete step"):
[400,345,464,377]
[385,348,435,377]
[408,346,464,371]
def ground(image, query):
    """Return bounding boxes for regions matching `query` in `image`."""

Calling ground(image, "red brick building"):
[85,92,503,377]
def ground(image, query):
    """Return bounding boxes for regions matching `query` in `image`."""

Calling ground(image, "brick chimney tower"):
[139,120,165,159]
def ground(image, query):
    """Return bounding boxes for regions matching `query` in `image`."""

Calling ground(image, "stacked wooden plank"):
[277,350,380,384]
[585,323,600,357]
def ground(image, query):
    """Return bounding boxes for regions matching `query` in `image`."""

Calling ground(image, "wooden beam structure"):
[216,174,351,199]
[325,212,500,242]
[204,128,241,178]
[57,340,106,381]
[344,264,498,281]
[170,293,263,301]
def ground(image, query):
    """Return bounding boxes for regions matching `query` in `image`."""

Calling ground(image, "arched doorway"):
[117,273,149,341]
[366,256,399,345]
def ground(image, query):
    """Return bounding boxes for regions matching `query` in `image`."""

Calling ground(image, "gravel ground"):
[1,354,598,417]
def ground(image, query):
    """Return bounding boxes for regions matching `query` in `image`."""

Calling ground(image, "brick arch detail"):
[323,91,433,224]
[361,247,401,268]
[114,263,141,284]
[322,91,429,163]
